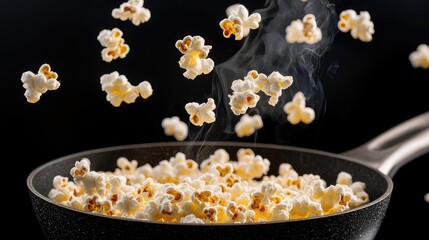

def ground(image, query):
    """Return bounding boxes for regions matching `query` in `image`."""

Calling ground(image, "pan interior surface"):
[27,142,392,240]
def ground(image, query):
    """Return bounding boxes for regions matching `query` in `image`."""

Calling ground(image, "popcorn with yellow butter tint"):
[185,98,216,126]
[161,116,188,141]
[220,4,261,40]
[21,64,60,103]
[97,28,130,62]
[286,14,322,44]
[409,44,429,69]
[283,91,315,124]
[338,10,374,42]
[235,114,263,137]
[175,35,214,79]
[50,148,370,224]
[112,0,151,26]
[256,71,293,106]
[100,71,153,107]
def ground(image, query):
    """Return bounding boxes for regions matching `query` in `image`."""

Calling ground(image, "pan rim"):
[27,141,393,226]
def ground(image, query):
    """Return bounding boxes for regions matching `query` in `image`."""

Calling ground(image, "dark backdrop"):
[2,0,428,239]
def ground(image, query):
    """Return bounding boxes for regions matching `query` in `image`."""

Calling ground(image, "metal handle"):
[341,111,429,177]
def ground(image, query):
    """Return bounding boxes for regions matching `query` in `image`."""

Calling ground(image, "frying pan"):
[27,112,429,240]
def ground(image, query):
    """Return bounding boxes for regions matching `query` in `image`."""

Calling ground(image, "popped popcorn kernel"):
[50,148,370,223]
[97,28,130,62]
[338,10,375,42]
[283,91,315,124]
[21,64,60,103]
[100,71,152,107]
[175,35,214,79]
[228,76,261,115]
[185,98,216,126]
[220,4,261,40]
[112,0,151,26]
[235,114,263,137]
[286,14,322,44]
[409,44,429,69]
[256,71,293,106]
[180,214,205,224]
[161,116,188,141]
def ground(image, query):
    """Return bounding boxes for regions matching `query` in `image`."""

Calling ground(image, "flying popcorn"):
[175,35,214,80]
[185,98,216,126]
[286,14,322,44]
[161,116,188,141]
[220,4,261,40]
[256,71,293,106]
[21,64,60,103]
[409,44,429,69]
[112,0,151,26]
[338,10,375,42]
[283,91,315,125]
[97,28,130,62]
[228,76,260,115]
[235,114,263,137]
[100,71,153,107]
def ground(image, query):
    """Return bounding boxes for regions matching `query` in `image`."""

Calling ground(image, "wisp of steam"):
[189,0,337,145]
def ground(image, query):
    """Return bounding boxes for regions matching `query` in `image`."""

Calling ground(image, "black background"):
[2,0,428,239]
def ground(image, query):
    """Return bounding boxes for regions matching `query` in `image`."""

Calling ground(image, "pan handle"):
[341,111,429,177]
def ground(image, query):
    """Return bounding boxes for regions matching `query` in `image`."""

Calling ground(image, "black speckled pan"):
[28,112,429,240]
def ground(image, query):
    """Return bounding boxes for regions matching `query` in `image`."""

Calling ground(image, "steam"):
[190,0,337,143]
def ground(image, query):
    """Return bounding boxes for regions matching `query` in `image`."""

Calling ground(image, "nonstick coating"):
[28,142,392,240]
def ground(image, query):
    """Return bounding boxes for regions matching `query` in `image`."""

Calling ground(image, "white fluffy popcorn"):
[338,10,375,42]
[283,92,315,125]
[100,71,153,107]
[50,148,369,223]
[161,116,188,141]
[97,28,130,62]
[220,4,261,40]
[175,36,214,80]
[409,44,429,69]
[185,98,216,126]
[286,14,322,44]
[112,0,151,26]
[256,71,293,106]
[228,78,260,115]
[21,64,61,103]
[235,114,263,137]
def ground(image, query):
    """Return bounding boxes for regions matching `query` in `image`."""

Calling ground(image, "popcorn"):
[21,64,60,103]
[100,71,153,107]
[235,114,263,137]
[255,71,293,106]
[409,44,429,69]
[289,195,323,219]
[338,10,375,42]
[50,148,369,223]
[286,14,322,44]
[161,116,188,141]
[116,192,141,216]
[220,4,261,40]
[185,98,216,126]
[180,214,205,224]
[97,28,130,62]
[136,81,153,99]
[175,35,214,79]
[228,76,260,115]
[283,91,315,125]
[112,0,151,26]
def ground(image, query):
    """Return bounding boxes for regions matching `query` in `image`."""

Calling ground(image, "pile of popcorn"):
[49,148,369,223]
